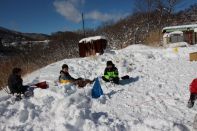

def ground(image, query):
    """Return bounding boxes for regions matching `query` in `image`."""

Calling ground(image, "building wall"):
[163,37,168,45]
[192,32,197,44]
[170,34,183,43]
[183,31,192,44]
[79,39,107,57]
[162,25,197,45]
[79,43,86,57]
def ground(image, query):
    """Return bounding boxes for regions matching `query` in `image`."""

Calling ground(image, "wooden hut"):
[78,36,107,57]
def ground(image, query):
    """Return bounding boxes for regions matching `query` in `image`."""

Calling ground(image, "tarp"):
[91,78,103,98]
[35,81,49,89]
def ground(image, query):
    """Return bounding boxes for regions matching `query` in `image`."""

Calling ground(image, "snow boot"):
[121,75,130,80]
[15,94,22,101]
[24,90,34,97]
[187,100,194,108]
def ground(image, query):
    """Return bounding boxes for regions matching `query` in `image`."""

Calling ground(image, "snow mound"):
[1,44,197,131]
[165,42,188,48]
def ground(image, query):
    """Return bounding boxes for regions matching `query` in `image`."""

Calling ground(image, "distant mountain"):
[0,26,50,43]
[0,26,18,33]
[22,33,50,41]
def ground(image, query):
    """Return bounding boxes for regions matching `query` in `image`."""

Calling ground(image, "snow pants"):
[188,93,197,108]
[11,86,29,95]
[102,76,119,84]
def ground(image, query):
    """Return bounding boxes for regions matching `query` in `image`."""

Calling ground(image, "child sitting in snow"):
[102,61,120,84]
[8,68,33,99]
[59,64,79,84]
[187,78,197,108]
[59,64,94,88]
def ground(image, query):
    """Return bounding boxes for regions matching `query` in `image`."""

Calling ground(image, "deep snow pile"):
[0,44,197,131]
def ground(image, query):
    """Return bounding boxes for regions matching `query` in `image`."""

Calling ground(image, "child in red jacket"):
[187,78,197,108]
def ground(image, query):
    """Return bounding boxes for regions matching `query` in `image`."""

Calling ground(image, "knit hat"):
[62,64,68,69]
[106,61,113,66]
[12,68,22,74]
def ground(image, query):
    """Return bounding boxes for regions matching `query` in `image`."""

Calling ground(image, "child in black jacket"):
[8,68,28,94]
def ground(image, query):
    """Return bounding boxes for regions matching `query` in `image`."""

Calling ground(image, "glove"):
[109,78,113,81]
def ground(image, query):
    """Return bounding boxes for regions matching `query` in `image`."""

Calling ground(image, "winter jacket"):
[59,70,76,84]
[104,65,119,80]
[8,74,23,94]
[190,78,197,94]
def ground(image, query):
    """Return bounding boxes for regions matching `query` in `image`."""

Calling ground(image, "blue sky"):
[0,0,196,34]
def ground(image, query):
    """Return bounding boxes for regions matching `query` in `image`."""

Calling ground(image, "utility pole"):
[82,13,85,38]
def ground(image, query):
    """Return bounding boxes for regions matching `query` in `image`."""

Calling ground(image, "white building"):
[162,24,197,45]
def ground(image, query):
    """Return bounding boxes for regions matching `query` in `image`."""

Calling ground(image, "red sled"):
[190,78,197,94]
[34,81,49,89]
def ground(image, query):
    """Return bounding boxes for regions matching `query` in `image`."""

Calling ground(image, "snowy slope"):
[1,44,197,131]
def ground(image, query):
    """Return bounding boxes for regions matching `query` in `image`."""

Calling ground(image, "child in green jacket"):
[102,61,119,84]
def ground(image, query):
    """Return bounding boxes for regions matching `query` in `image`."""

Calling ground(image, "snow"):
[163,33,169,38]
[194,28,197,33]
[163,31,183,38]
[79,36,107,43]
[165,42,188,48]
[169,31,183,35]
[163,24,197,31]
[1,44,197,131]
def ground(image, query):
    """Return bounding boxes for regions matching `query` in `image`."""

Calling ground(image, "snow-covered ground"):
[0,44,197,131]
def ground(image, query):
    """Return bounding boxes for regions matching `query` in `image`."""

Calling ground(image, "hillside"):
[0,3,196,93]
[1,4,196,50]
[95,3,197,48]
[0,26,49,43]
[0,44,197,131]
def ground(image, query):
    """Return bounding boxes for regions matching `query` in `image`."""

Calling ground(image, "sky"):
[0,0,196,34]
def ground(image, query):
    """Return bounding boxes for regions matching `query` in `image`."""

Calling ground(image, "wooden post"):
[82,13,85,38]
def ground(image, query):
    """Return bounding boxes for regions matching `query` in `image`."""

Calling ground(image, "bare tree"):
[161,0,184,22]
[155,0,165,21]
[0,38,3,50]
[133,0,157,32]
[166,0,182,15]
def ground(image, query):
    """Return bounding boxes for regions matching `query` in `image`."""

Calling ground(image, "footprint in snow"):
[19,109,29,123]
